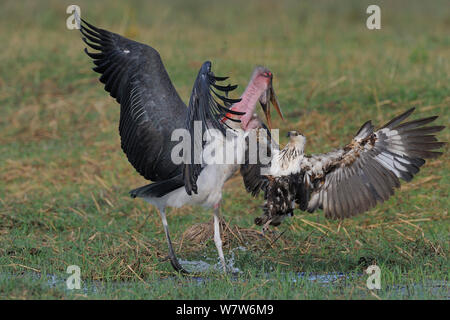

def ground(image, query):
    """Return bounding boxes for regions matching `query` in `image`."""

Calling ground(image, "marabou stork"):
[79,19,283,273]
[241,108,445,230]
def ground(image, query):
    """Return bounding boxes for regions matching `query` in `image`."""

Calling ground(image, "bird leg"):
[213,203,227,272]
[262,219,272,235]
[158,208,188,274]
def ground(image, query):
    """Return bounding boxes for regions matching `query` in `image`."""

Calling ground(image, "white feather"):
[374,152,402,177]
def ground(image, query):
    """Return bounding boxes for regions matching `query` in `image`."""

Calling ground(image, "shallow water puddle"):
[179,246,245,274]
[2,263,448,298]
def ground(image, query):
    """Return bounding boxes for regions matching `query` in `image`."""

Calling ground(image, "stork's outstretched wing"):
[302,107,445,219]
[81,20,242,191]
[183,62,243,195]
[81,19,187,181]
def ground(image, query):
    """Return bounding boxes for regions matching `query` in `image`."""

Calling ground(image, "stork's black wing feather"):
[183,62,243,195]
[80,19,187,182]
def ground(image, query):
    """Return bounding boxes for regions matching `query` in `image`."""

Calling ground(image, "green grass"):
[0,0,448,299]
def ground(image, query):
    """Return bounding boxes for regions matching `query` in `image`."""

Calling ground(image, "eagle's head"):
[287,130,306,153]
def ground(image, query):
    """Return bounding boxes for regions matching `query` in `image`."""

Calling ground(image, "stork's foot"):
[168,252,189,274]
[165,230,189,274]
[158,208,189,274]
[219,257,227,273]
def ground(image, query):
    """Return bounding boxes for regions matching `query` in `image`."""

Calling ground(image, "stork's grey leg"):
[158,208,188,274]
[213,203,227,272]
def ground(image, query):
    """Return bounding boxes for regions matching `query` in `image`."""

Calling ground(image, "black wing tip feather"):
[80,18,98,30]
[130,177,185,199]
[184,64,244,194]
[381,107,416,129]
[382,107,444,133]
[80,19,99,37]
[183,164,199,195]
[80,18,107,37]
[355,120,374,138]
[212,83,238,92]
[186,62,243,135]
[79,19,105,58]
[80,19,119,57]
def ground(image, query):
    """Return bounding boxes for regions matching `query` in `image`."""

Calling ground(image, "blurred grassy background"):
[0,0,448,299]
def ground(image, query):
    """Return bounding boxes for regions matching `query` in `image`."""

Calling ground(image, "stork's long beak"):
[260,79,284,130]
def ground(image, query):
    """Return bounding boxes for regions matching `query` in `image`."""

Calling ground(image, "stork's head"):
[253,66,284,130]
[287,130,306,153]
[236,66,284,131]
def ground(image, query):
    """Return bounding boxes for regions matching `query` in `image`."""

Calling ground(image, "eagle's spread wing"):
[183,62,243,195]
[254,108,445,228]
[303,107,445,219]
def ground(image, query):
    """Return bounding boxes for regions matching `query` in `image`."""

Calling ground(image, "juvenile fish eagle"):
[241,108,445,230]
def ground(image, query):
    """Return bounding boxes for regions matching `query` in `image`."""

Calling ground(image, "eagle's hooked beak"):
[260,76,284,130]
